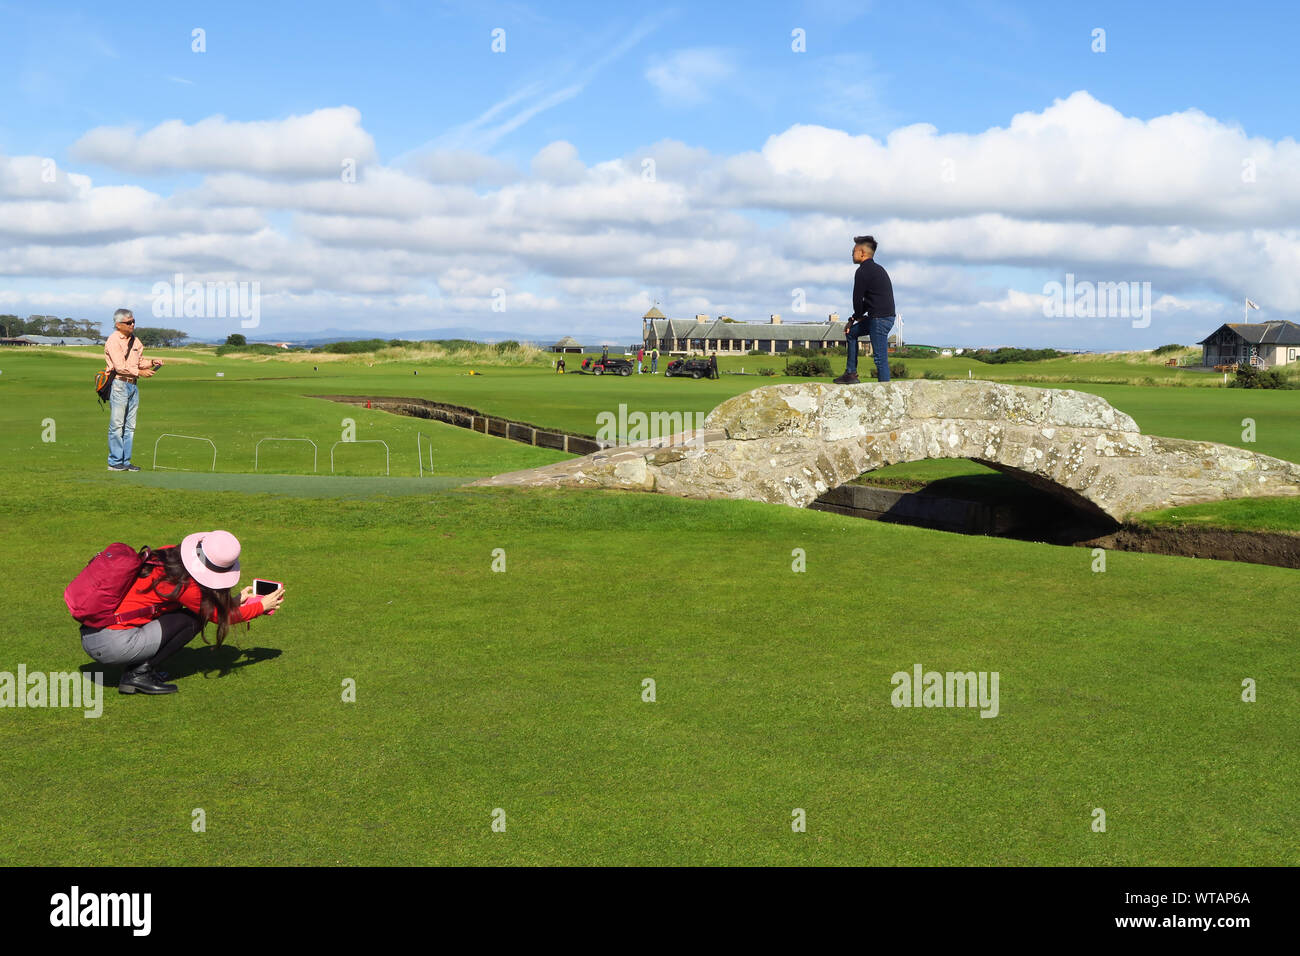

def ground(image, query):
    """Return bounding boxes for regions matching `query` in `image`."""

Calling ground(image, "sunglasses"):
[119,320,135,325]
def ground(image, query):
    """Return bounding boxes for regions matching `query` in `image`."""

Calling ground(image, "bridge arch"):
[474,381,1300,523]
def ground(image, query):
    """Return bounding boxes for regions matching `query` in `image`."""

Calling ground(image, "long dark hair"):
[147,546,239,645]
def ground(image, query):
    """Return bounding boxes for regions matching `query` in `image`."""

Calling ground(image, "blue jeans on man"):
[108,378,139,468]
[846,316,896,381]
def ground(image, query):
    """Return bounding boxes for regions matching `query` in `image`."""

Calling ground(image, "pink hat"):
[180,530,242,589]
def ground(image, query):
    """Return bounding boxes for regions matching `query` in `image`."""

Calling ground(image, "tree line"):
[1,314,100,338]
[1,314,188,346]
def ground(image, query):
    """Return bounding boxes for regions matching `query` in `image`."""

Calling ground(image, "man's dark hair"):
[854,235,878,253]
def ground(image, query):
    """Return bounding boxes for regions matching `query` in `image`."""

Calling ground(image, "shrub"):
[224,333,246,346]
[922,369,945,380]
[494,339,521,353]
[747,349,765,356]
[877,361,908,379]
[787,345,846,358]
[758,367,778,376]
[968,347,1063,364]
[318,338,390,354]
[1152,343,1186,355]
[215,342,285,356]
[785,357,832,377]
[1229,365,1294,389]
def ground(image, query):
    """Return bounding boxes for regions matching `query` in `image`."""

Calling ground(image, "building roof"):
[552,335,582,348]
[1197,321,1300,346]
[646,318,847,342]
[19,335,102,346]
[642,307,666,319]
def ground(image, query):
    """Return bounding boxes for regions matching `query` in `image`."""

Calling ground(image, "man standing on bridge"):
[834,235,896,385]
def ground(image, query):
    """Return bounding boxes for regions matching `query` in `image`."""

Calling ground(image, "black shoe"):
[832,372,861,385]
[123,464,142,472]
[119,664,177,695]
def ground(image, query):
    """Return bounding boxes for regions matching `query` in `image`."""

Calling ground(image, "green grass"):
[1,348,569,478]
[1,347,1297,865]
[1132,497,1300,535]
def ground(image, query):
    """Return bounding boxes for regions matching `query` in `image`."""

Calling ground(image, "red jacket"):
[110,560,265,629]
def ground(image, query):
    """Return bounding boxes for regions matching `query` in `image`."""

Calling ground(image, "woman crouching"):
[79,530,285,695]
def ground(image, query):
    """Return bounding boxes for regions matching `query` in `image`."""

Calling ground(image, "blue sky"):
[2,0,1298,346]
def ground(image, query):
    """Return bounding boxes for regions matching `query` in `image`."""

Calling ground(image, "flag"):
[1246,299,1260,310]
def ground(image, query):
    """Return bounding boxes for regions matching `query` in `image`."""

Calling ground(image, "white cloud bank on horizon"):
[4,91,1298,346]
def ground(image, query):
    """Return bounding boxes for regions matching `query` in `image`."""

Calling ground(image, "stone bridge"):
[470,380,1300,523]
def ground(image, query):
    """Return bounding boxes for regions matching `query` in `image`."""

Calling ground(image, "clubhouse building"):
[640,308,862,356]
[1197,320,1300,368]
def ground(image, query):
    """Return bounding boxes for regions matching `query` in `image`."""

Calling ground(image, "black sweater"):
[851,258,895,320]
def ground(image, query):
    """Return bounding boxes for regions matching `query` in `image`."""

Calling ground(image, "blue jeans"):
[108,378,139,467]
[846,316,896,381]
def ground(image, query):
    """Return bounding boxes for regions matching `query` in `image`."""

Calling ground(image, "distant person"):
[834,235,895,385]
[557,356,566,373]
[601,344,609,364]
[709,352,719,379]
[651,348,659,373]
[103,308,162,472]
[637,347,645,373]
[79,530,285,695]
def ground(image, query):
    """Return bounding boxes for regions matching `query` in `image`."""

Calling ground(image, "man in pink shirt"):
[103,308,163,471]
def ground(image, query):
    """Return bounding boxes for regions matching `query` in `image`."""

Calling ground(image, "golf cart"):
[664,358,711,379]
[592,357,634,376]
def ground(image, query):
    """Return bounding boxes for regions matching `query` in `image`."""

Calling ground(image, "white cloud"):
[719,91,1300,227]
[646,48,736,106]
[529,142,587,184]
[71,106,377,177]
[0,156,92,200]
[405,148,520,186]
[8,92,1300,346]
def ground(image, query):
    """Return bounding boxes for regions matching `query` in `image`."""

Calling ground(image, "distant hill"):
[182,327,567,347]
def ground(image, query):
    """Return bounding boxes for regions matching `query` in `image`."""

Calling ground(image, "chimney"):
[695,313,708,322]
[770,314,782,325]
[828,312,839,323]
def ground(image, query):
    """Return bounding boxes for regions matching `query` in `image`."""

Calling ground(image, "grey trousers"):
[80,620,163,666]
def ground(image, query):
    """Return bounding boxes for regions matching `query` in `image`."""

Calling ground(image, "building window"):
[1291,349,1297,361]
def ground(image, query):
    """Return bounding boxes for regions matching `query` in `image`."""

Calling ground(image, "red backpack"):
[64,544,164,628]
